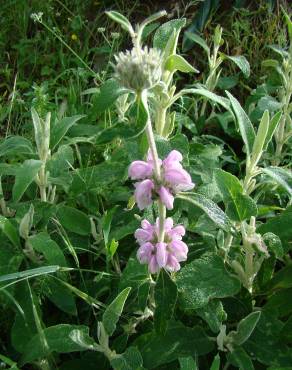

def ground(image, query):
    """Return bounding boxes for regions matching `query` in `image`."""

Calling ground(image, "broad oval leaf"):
[153,18,186,51]
[226,91,256,158]
[214,169,258,221]
[56,205,91,236]
[177,192,234,233]
[164,54,199,73]
[176,253,240,310]
[20,324,91,365]
[102,287,131,336]
[262,166,292,195]
[12,160,43,202]
[0,215,20,247]
[50,115,84,150]
[228,311,261,345]
[223,55,250,77]
[106,11,134,35]
[154,269,177,335]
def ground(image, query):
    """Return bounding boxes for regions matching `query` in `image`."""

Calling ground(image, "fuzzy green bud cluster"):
[31,108,51,162]
[114,46,162,92]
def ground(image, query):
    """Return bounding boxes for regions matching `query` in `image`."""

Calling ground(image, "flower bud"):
[19,204,34,240]
[114,46,162,92]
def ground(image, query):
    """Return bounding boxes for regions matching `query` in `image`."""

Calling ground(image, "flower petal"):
[163,150,183,169]
[137,242,154,263]
[169,225,185,240]
[128,160,152,180]
[170,240,188,261]
[149,255,160,274]
[134,179,154,210]
[158,186,174,210]
[166,254,180,272]
[134,228,152,244]
[156,242,168,267]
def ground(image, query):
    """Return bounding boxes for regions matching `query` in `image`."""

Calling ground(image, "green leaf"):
[118,256,149,292]
[135,321,213,369]
[184,31,210,54]
[47,145,74,179]
[69,328,100,351]
[264,288,292,317]
[196,300,227,333]
[179,357,198,370]
[154,269,177,335]
[214,169,257,221]
[0,215,20,247]
[176,253,240,310]
[226,91,255,157]
[268,44,289,58]
[280,315,292,342]
[229,311,261,345]
[12,159,42,202]
[263,111,282,150]
[223,55,250,77]
[27,232,67,266]
[183,88,231,111]
[267,265,292,291]
[106,11,134,35]
[57,205,91,236]
[50,115,84,149]
[210,354,220,370]
[182,0,218,51]
[153,18,186,52]
[262,167,292,195]
[70,161,126,195]
[111,347,144,370]
[20,324,91,365]
[0,266,61,284]
[165,54,199,73]
[282,7,292,43]
[177,192,234,233]
[244,310,292,366]
[0,136,33,158]
[263,232,284,259]
[103,287,131,336]
[45,278,77,315]
[0,354,20,369]
[96,122,143,145]
[262,59,280,69]
[93,79,128,113]
[251,110,269,164]
[258,96,283,112]
[257,206,292,252]
[11,282,40,353]
[227,347,254,370]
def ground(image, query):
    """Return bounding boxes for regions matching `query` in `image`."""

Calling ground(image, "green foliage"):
[215,169,257,221]
[154,269,177,335]
[0,2,291,369]
[176,253,240,310]
[102,287,131,337]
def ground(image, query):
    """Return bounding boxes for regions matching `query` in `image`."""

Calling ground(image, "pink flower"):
[129,149,194,210]
[128,160,153,180]
[135,218,188,273]
[134,179,154,210]
[163,150,194,192]
[158,186,174,210]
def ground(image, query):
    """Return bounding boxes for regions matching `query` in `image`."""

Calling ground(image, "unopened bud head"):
[114,46,162,92]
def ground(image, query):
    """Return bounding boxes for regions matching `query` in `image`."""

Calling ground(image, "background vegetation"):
[0,0,291,369]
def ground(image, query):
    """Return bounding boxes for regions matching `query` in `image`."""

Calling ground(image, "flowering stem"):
[158,200,166,242]
[140,89,166,242]
[38,164,47,202]
[140,90,161,180]
[156,106,167,136]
